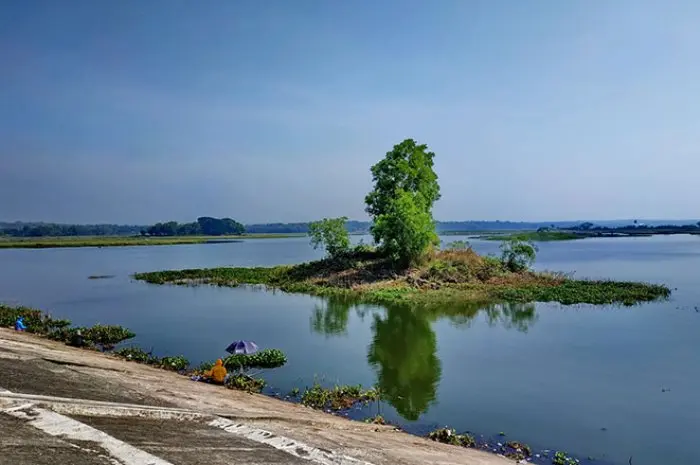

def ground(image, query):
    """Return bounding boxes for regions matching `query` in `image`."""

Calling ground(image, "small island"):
[480,222,700,242]
[135,139,670,307]
[481,230,584,242]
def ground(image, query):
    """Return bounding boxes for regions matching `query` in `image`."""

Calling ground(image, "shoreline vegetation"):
[480,231,584,242]
[0,233,305,249]
[134,246,670,306]
[3,226,696,249]
[1,304,585,464]
[481,227,700,242]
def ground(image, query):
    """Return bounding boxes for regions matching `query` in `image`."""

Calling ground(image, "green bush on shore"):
[113,346,189,371]
[0,304,134,349]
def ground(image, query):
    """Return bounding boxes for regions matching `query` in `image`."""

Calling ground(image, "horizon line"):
[2,218,699,226]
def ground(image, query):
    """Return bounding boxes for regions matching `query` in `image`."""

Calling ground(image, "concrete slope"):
[0,329,512,465]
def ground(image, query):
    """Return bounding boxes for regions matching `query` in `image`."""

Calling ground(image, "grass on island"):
[0,233,305,249]
[483,231,584,242]
[134,248,670,307]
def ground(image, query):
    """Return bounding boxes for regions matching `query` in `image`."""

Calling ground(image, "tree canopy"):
[145,217,244,236]
[308,217,351,259]
[365,139,441,267]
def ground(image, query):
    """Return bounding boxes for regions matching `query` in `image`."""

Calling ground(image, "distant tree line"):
[244,220,370,234]
[144,217,245,236]
[0,223,144,237]
[243,222,311,234]
[0,217,245,237]
[2,218,698,238]
[570,222,700,232]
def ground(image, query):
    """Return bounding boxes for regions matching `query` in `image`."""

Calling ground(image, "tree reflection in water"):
[367,305,441,420]
[309,297,537,421]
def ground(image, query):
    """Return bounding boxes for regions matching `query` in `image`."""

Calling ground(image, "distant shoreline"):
[0,233,305,249]
[479,229,700,242]
[1,229,698,249]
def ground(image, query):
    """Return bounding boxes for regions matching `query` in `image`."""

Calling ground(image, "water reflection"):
[310,298,352,337]
[440,301,538,332]
[367,305,441,420]
[310,298,538,420]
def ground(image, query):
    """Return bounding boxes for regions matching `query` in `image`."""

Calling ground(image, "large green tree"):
[365,139,440,266]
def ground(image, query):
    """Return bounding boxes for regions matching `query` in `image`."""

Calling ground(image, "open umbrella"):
[225,340,259,355]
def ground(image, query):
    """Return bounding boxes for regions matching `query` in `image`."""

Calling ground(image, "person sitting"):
[14,317,26,332]
[204,359,227,384]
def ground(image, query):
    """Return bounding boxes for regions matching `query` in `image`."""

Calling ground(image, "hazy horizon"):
[2,1,699,224]
[2,217,699,227]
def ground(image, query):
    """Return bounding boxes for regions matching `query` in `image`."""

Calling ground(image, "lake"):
[1,235,698,465]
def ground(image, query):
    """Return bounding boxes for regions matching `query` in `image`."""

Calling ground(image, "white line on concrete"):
[4,404,175,465]
[0,388,379,465]
[0,391,195,412]
[1,402,35,413]
[0,391,205,421]
[210,417,376,465]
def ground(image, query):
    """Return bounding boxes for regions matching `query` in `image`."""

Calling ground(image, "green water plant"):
[553,451,577,465]
[195,360,215,374]
[1,305,70,335]
[490,279,671,306]
[223,348,287,371]
[225,374,266,393]
[301,382,379,411]
[159,355,190,371]
[114,346,189,371]
[1,305,134,349]
[427,428,476,448]
[80,324,135,351]
[364,414,386,425]
[114,346,158,364]
[505,441,532,461]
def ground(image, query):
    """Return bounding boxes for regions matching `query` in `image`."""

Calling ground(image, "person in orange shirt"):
[204,359,227,384]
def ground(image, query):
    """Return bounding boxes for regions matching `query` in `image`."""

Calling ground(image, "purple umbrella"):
[225,340,259,355]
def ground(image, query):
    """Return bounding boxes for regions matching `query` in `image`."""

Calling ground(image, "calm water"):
[1,235,698,465]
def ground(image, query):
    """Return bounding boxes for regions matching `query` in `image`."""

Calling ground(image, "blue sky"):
[1,0,698,224]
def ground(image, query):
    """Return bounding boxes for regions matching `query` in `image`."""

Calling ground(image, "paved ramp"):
[0,390,373,465]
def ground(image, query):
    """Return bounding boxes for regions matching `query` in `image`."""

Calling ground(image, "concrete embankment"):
[0,329,511,465]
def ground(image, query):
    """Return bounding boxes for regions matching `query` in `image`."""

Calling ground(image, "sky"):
[1,0,699,224]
